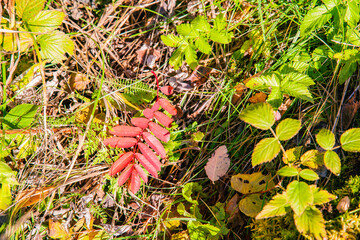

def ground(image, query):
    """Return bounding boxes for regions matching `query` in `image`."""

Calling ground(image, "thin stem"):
[269,127,287,159]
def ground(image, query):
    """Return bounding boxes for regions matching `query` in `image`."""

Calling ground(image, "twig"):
[332,77,351,133]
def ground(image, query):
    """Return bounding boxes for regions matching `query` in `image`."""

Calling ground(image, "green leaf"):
[256,193,289,219]
[277,166,299,177]
[294,206,326,239]
[311,185,336,205]
[300,150,324,169]
[213,14,227,31]
[339,60,357,84]
[252,138,281,166]
[345,1,360,28]
[286,181,313,215]
[182,182,202,205]
[316,129,335,150]
[1,27,33,52]
[26,10,64,32]
[3,104,39,130]
[322,0,339,9]
[169,47,184,70]
[281,81,314,102]
[341,128,360,152]
[283,147,303,164]
[195,36,212,55]
[161,34,182,47]
[192,16,211,32]
[300,5,333,36]
[239,194,264,217]
[209,30,232,44]
[239,102,275,130]
[184,45,198,69]
[267,87,283,109]
[0,162,17,184]
[324,150,341,175]
[15,0,46,21]
[38,31,74,63]
[299,169,319,181]
[276,118,301,141]
[280,62,309,73]
[246,74,280,90]
[284,72,315,86]
[0,184,12,210]
[176,24,199,38]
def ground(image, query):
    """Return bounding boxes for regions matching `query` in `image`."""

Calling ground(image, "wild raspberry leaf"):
[239,102,275,130]
[134,164,148,183]
[151,101,160,112]
[316,129,335,150]
[109,152,134,176]
[294,206,326,240]
[256,193,289,219]
[134,153,159,178]
[159,98,177,116]
[143,108,154,119]
[204,145,230,182]
[286,181,313,215]
[131,117,150,129]
[130,170,141,194]
[104,137,137,148]
[340,128,360,152]
[149,122,170,142]
[118,164,134,186]
[109,125,142,137]
[138,142,161,171]
[239,194,263,217]
[160,86,174,95]
[154,111,173,128]
[143,132,166,158]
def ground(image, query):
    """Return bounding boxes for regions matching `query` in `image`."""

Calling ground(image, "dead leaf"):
[16,187,54,208]
[239,194,263,217]
[69,73,90,91]
[336,196,350,213]
[171,230,190,240]
[48,219,71,239]
[204,145,230,182]
[226,194,240,222]
[341,87,360,130]
[231,172,274,194]
[248,92,267,103]
[136,43,161,68]
[185,66,212,86]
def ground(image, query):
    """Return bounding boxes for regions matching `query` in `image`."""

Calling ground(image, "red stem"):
[151,70,159,101]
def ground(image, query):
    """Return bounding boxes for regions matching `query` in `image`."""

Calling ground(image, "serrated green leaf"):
[0,162,17,184]
[239,102,275,130]
[283,72,315,86]
[299,169,319,181]
[282,81,314,102]
[161,34,182,47]
[324,150,341,175]
[192,15,211,32]
[294,206,326,239]
[300,150,323,169]
[267,86,282,109]
[3,104,39,130]
[256,193,289,219]
[246,74,280,90]
[300,5,332,36]
[195,36,212,55]
[169,47,184,70]
[209,30,232,44]
[277,166,299,177]
[341,128,360,152]
[184,45,198,69]
[339,60,357,84]
[316,129,335,150]
[283,147,302,164]
[239,194,264,217]
[27,10,64,33]
[276,118,301,141]
[280,62,309,73]
[345,1,360,28]
[322,0,339,9]
[252,138,281,166]
[214,14,227,31]
[176,24,199,38]
[38,31,74,63]
[286,181,313,215]
[16,0,46,21]
[182,182,202,205]
[310,185,336,205]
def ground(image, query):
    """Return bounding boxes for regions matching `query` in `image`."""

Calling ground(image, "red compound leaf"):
[134,164,148,183]
[159,98,177,116]
[149,122,170,142]
[131,117,150,129]
[104,137,137,148]
[109,125,142,137]
[151,101,160,112]
[109,152,134,176]
[134,153,158,178]
[138,142,161,171]
[118,164,134,186]
[143,108,154,119]
[142,132,166,158]
[154,111,173,128]
[160,86,174,95]
[130,170,141,194]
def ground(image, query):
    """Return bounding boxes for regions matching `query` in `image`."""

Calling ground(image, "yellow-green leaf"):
[15,0,46,21]
[239,102,275,130]
[0,184,12,210]
[300,150,323,169]
[239,194,264,217]
[294,206,326,240]
[299,169,319,181]
[252,138,281,166]
[316,129,335,150]
[340,128,360,152]
[27,10,65,33]
[286,181,313,215]
[276,118,301,141]
[324,150,341,175]
[256,193,289,219]
[231,172,274,194]
[277,166,299,177]
[310,185,336,205]
[38,31,74,63]
[283,146,302,164]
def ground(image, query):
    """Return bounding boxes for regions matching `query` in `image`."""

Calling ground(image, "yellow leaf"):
[239,194,264,217]
[231,172,274,194]
[171,230,190,240]
[16,186,54,208]
[48,219,71,239]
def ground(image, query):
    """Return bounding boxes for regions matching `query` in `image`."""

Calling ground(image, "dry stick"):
[332,76,351,133]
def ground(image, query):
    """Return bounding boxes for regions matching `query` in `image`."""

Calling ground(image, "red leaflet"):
[134,153,158,178]
[160,86,174,95]
[131,117,150,129]
[138,142,161,171]
[118,164,134,186]
[151,101,160,112]
[134,164,148,183]
[143,108,154,119]
[109,152,134,176]
[109,125,142,137]
[159,98,177,116]
[154,111,173,128]
[130,170,141,194]
[104,137,137,148]
[143,132,166,158]
[149,122,170,142]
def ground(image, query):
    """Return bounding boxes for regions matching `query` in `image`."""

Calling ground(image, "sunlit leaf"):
[310,185,336,205]
[340,128,360,152]
[252,138,281,166]
[276,118,301,141]
[3,104,39,130]
[277,166,299,177]
[27,10,64,32]
[256,193,289,219]
[38,31,74,63]
[239,102,275,130]
[15,0,46,21]
[324,150,341,175]
[300,150,323,169]
[231,172,274,194]
[316,129,335,150]
[286,181,313,215]
[239,194,264,217]
[283,146,302,164]
[294,206,326,240]
[299,169,319,181]
[300,5,332,36]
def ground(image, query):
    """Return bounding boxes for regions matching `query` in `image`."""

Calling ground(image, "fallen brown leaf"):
[185,66,212,86]
[16,186,54,208]
[248,92,267,103]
